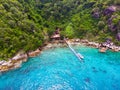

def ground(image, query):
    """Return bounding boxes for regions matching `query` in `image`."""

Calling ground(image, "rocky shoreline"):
[0,39,120,73]
[0,49,41,72]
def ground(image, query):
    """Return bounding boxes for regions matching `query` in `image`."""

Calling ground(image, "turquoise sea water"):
[0,46,120,90]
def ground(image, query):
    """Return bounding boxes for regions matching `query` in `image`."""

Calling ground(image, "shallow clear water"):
[0,46,120,90]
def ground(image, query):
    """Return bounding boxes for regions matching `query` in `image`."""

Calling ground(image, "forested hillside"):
[0,0,120,60]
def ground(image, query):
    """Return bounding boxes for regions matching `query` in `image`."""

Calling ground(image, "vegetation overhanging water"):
[1,0,120,60]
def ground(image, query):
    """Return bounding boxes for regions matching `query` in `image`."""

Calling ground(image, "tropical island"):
[0,0,120,71]
[0,0,120,89]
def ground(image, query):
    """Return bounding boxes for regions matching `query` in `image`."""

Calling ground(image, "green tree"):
[64,23,75,38]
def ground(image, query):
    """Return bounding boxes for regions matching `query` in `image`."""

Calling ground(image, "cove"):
[0,46,120,90]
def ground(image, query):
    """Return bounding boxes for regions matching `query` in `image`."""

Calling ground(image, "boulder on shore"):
[99,47,108,53]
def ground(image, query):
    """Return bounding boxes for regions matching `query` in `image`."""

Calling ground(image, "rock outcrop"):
[0,49,41,72]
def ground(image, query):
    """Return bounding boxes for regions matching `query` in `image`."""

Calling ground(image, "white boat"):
[64,39,84,61]
[77,53,84,59]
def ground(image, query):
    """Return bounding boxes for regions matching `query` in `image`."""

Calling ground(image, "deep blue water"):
[0,46,120,90]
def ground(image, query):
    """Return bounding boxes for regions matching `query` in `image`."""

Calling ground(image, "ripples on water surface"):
[0,46,120,90]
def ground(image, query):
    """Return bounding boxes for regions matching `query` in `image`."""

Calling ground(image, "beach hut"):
[51,28,61,40]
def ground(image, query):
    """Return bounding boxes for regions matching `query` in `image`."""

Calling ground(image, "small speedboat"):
[77,53,84,59]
